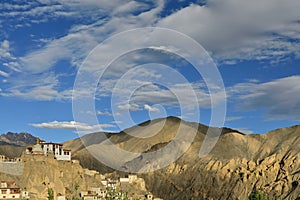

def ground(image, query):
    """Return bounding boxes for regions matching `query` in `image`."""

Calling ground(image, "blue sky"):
[1,0,300,142]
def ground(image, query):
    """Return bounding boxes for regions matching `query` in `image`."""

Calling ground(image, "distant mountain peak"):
[0,132,38,147]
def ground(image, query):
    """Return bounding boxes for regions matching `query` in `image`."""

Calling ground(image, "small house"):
[0,181,21,199]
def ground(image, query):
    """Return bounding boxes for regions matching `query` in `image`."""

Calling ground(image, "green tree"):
[74,183,80,191]
[72,183,80,200]
[105,188,129,200]
[248,190,268,200]
[47,188,54,200]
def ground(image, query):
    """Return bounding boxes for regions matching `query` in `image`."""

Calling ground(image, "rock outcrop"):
[0,153,151,200]
[64,117,300,200]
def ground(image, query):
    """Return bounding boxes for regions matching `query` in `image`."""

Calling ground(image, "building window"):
[2,189,7,194]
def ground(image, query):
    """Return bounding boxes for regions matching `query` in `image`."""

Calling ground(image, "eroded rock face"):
[0,154,151,200]
[139,126,300,200]
[64,117,300,200]
[0,154,102,199]
[141,152,299,200]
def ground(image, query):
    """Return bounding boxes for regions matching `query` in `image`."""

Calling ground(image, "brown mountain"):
[63,116,300,200]
[0,132,38,158]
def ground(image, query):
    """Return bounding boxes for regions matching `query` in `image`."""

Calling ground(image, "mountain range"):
[1,117,300,199]
[0,132,37,158]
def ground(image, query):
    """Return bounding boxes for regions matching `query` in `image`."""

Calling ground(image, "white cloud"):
[230,75,300,120]
[15,0,164,73]
[129,82,224,110]
[158,1,300,62]
[2,0,300,72]
[0,0,165,102]
[3,62,21,72]
[112,1,150,16]
[2,0,300,105]
[31,120,113,131]
[94,60,224,114]
[1,2,33,11]
[149,46,180,53]
[6,85,72,101]
[144,104,160,112]
[1,72,72,101]
[93,62,225,118]
[0,40,15,60]
[0,70,9,78]
[20,43,68,73]
[96,110,113,116]
[226,116,242,122]
[0,1,109,26]
[117,103,141,111]
[1,40,9,50]
[0,3,60,26]
[86,110,121,117]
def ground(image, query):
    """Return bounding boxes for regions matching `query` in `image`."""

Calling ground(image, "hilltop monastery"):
[25,138,71,161]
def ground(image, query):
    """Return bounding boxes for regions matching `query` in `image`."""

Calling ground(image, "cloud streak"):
[0,70,9,78]
[231,75,300,120]
[31,120,113,131]
[144,104,160,112]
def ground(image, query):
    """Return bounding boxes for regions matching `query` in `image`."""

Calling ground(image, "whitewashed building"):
[0,155,22,163]
[0,181,21,199]
[119,174,138,183]
[26,139,71,161]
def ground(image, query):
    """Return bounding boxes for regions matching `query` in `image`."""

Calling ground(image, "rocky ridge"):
[64,117,300,200]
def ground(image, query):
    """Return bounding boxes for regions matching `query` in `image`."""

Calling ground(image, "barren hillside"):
[63,116,300,199]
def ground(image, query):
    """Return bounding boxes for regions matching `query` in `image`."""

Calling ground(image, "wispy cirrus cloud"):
[3,0,300,72]
[96,110,113,116]
[226,116,243,122]
[0,70,9,78]
[18,0,164,73]
[0,0,120,26]
[5,0,300,67]
[1,71,72,101]
[117,103,141,111]
[0,0,164,101]
[5,85,72,101]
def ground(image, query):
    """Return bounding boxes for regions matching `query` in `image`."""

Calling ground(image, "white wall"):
[57,195,66,200]
[56,154,71,161]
